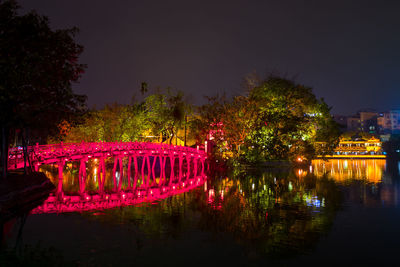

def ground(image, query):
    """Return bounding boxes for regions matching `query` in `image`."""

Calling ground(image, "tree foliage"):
[59,89,192,145]
[0,0,86,177]
[0,0,86,135]
[246,76,340,162]
[60,103,149,143]
[191,75,340,163]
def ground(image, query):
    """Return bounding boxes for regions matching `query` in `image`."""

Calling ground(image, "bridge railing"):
[8,141,206,169]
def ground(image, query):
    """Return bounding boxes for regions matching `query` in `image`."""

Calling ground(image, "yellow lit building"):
[316,137,386,159]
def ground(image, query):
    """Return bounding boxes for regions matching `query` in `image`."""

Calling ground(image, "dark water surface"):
[2,159,400,266]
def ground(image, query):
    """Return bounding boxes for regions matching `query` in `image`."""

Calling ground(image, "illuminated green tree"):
[191,76,339,162]
[144,89,191,144]
[244,76,339,162]
[61,103,149,143]
[60,89,192,144]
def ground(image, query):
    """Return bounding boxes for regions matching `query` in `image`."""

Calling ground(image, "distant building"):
[377,110,400,134]
[347,116,361,132]
[377,114,386,133]
[345,110,381,134]
[359,111,379,133]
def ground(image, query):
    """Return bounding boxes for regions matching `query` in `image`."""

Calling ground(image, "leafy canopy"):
[191,76,340,162]
[0,0,86,139]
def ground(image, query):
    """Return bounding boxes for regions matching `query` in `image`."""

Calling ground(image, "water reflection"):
[3,159,400,264]
[311,159,400,207]
[312,159,386,184]
[192,171,338,257]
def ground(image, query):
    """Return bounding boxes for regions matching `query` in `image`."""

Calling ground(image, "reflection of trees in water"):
[197,170,341,257]
[81,191,205,247]
[78,168,341,258]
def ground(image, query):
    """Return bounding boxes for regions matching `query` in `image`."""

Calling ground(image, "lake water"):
[2,158,400,266]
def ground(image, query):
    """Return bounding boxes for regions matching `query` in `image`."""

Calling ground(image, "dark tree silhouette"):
[0,0,87,178]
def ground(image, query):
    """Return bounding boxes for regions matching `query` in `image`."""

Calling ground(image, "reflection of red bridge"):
[31,175,207,214]
[8,142,208,214]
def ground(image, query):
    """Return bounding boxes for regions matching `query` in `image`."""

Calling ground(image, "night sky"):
[18,0,400,115]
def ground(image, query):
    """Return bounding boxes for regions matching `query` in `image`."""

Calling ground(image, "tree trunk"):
[22,128,28,175]
[1,126,9,179]
[25,128,33,172]
[184,115,187,147]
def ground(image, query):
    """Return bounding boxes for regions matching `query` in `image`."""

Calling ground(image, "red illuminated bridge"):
[8,142,208,214]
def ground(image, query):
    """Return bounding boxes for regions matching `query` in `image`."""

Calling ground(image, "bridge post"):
[78,158,87,194]
[34,163,40,172]
[186,155,191,180]
[178,154,183,183]
[161,155,167,185]
[146,155,151,187]
[169,155,174,185]
[113,157,118,191]
[118,156,123,191]
[58,160,64,180]
[98,157,106,193]
[151,155,155,186]
[57,160,65,196]
[127,156,132,189]
[140,155,145,187]
[133,155,138,189]
[193,157,198,178]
